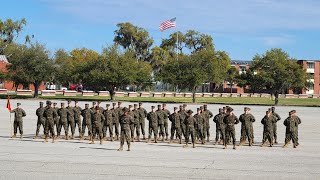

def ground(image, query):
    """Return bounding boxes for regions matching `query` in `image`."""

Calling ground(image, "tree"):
[114,22,153,61]
[160,31,185,54]
[158,49,230,103]
[225,67,239,93]
[185,30,214,53]
[150,46,171,73]
[250,48,308,105]
[6,42,54,97]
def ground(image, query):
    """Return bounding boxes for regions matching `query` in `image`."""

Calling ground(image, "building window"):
[307,62,315,69]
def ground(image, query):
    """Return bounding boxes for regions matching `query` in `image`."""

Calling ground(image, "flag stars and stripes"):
[160,18,176,32]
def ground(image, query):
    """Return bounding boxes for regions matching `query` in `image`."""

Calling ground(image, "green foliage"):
[114,22,153,61]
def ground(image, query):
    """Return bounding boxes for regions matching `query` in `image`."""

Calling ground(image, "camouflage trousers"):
[130,123,140,138]
[285,130,298,145]
[120,127,131,145]
[170,126,182,140]
[185,127,195,144]
[215,128,225,142]
[13,120,23,135]
[148,125,158,139]
[158,124,165,137]
[35,119,45,136]
[68,120,75,135]
[74,119,82,135]
[164,119,169,137]
[45,119,55,136]
[81,121,92,136]
[103,124,113,138]
[113,122,120,136]
[92,124,103,140]
[240,125,253,143]
[57,120,68,136]
[139,121,145,136]
[225,127,236,145]
[263,131,274,145]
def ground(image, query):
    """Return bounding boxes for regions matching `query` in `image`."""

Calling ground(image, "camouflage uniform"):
[73,105,82,137]
[162,106,170,140]
[11,105,26,138]
[103,107,114,140]
[43,105,58,142]
[194,111,205,144]
[147,108,158,142]
[66,105,75,138]
[81,106,94,138]
[169,110,182,143]
[272,111,281,143]
[202,108,213,142]
[57,106,70,139]
[156,108,166,141]
[91,110,105,144]
[35,104,45,137]
[184,110,197,148]
[223,112,239,149]
[131,107,140,141]
[239,113,255,145]
[261,114,276,146]
[213,111,225,144]
[53,104,60,136]
[118,110,134,151]
[138,105,148,139]
[283,114,301,148]
[178,108,188,138]
[111,105,120,139]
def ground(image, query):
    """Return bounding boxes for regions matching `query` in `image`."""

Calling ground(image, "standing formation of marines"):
[10,101,302,151]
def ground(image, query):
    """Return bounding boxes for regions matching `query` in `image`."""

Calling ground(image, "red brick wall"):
[314,62,320,95]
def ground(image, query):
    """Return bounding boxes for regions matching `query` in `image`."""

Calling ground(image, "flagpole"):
[9,112,12,137]
[176,30,178,60]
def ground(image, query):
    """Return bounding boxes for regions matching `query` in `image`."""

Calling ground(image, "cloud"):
[40,0,320,33]
[259,35,296,46]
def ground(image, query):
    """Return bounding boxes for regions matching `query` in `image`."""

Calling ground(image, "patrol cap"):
[67,100,72,104]
[61,102,65,106]
[112,102,116,106]
[139,102,143,106]
[227,107,233,112]
[162,103,166,106]
[129,105,132,108]
[247,108,251,111]
[123,107,129,112]
[292,110,296,113]
[179,105,183,108]
[151,106,155,109]
[17,103,21,106]
[158,104,161,107]
[85,103,89,106]
[75,100,78,103]
[53,102,57,105]
[187,110,193,114]
[200,106,204,109]
[134,104,138,107]
[244,107,248,110]
[106,104,110,107]
[46,101,52,105]
[118,102,122,105]
[40,102,44,105]
[174,107,178,110]
[204,104,207,107]
[183,104,187,107]
[197,108,200,111]
[271,106,275,110]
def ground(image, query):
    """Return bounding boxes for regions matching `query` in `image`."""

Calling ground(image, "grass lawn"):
[1,94,319,107]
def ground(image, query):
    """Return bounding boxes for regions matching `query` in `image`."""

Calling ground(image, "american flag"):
[160,18,176,32]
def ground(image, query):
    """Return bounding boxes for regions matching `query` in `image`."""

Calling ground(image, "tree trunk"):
[274,91,279,106]
[192,87,196,103]
[230,84,233,93]
[33,82,40,98]
[109,85,115,101]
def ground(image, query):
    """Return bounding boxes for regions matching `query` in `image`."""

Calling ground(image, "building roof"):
[0,55,8,63]
[231,60,252,65]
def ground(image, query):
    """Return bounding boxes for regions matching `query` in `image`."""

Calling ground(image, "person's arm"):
[234,115,240,124]
[22,109,26,117]
[251,114,256,122]
[209,110,213,118]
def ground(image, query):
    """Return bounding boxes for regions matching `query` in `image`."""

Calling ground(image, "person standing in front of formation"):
[34,102,45,139]
[147,106,158,143]
[223,107,239,150]
[169,107,182,144]
[103,104,114,141]
[261,110,276,147]
[90,107,105,145]
[73,101,82,138]
[43,101,58,143]
[138,102,147,140]
[156,104,166,141]
[10,103,26,139]
[81,103,94,140]
[213,108,225,145]
[118,107,134,151]
[271,107,281,144]
[184,110,197,148]
[162,103,170,141]
[239,107,255,146]
[57,102,70,140]
[283,110,301,148]
[292,110,301,146]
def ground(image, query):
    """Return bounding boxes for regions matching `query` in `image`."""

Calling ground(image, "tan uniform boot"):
[52,136,55,143]
[233,145,236,150]
[100,139,103,145]
[192,143,195,148]
[117,145,123,151]
[127,144,131,151]
[183,144,188,148]
[143,135,146,140]
[12,134,16,138]
[20,134,23,139]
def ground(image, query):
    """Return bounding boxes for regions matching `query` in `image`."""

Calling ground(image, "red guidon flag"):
[160,17,176,32]
[7,96,11,112]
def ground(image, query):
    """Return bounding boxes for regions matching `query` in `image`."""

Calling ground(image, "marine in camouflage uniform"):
[118,107,134,151]
[162,103,170,141]
[213,108,225,145]
[73,101,82,138]
[178,105,188,139]
[132,104,141,141]
[11,103,26,139]
[103,104,114,141]
[156,105,166,141]
[128,105,135,142]
[66,101,75,139]
[53,102,60,138]
[90,108,105,145]
[239,107,256,146]
[194,108,205,144]
[261,110,276,147]
[292,110,301,146]
[271,107,281,144]
[202,105,213,142]
[115,102,124,140]
[147,106,158,143]
[57,103,70,140]
[283,111,301,148]
[34,102,45,139]
[81,104,94,140]
[223,107,239,149]
[138,103,147,140]
[111,102,119,141]
[169,107,182,144]
[184,110,197,148]
[43,101,58,143]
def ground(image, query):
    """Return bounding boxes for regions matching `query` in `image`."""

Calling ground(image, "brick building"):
[0,55,45,90]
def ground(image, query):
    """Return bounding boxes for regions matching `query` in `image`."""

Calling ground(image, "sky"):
[1,0,320,60]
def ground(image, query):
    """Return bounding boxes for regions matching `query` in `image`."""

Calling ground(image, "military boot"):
[162,136,165,142]
[233,145,236,150]
[147,138,151,143]
[165,136,168,141]
[20,134,23,139]
[117,145,123,151]
[192,143,195,148]
[207,137,210,142]
[33,133,39,139]
[137,136,140,142]
[116,135,119,141]
[223,145,227,149]
[52,136,55,143]
[44,135,48,143]
[179,138,182,144]
[100,138,103,145]
[90,138,95,144]
[127,144,131,151]
[56,135,60,140]
[183,144,188,148]
[12,134,16,138]
[143,135,146,140]
[71,134,75,140]
[154,136,158,143]
[282,143,288,148]
[110,136,114,142]
[65,133,69,140]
